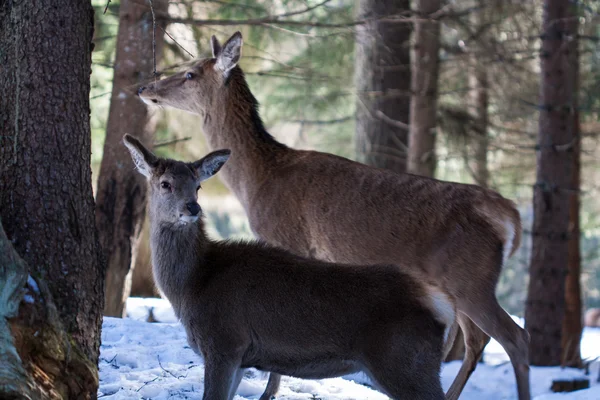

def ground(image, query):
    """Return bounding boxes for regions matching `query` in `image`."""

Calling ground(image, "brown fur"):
[138,32,531,400]
[123,134,454,400]
[584,308,600,328]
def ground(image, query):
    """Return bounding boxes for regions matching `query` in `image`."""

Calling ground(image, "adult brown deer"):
[123,134,455,400]
[138,32,530,400]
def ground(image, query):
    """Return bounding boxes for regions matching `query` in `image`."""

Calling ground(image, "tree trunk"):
[130,220,160,298]
[525,0,578,366]
[95,0,167,317]
[561,56,582,368]
[407,0,441,177]
[468,3,490,188]
[355,0,411,172]
[0,0,104,396]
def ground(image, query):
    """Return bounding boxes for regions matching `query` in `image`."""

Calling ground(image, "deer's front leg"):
[228,367,246,400]
[202,356,240,400]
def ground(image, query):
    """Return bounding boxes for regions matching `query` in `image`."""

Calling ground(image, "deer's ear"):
[211,35,222,58]
[192,149,231,182]
[123,134,158,178]
[214,31,242,76]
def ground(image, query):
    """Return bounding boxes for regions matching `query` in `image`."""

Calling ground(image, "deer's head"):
[123,134,230,226]
[137,32,243,115]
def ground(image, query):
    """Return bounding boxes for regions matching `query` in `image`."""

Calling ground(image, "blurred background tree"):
[95,0,168,318]
[354,0,411,172]
[524,0,580,367]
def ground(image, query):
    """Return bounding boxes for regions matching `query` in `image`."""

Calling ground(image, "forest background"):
[91,0,600,318]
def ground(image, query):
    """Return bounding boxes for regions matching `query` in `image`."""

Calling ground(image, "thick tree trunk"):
[407,0,441,177]
[0,0,104,396]
[525,0,578,366]
[96,0,167,317]
[562,92,582,368]
[354,0,411,172]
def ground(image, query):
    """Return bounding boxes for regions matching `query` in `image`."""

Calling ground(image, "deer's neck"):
[201,78,288,207]
[149,218,209,315]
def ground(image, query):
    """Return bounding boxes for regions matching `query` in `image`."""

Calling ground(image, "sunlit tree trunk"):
[408,0,441,177]
[355,0,411,172]
[0,0,103,396]
[96,0,168,317]
[525,0,578,366]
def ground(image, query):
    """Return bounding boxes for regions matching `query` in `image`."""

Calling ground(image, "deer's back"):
[179,240,444,367]
[246,150,518,292]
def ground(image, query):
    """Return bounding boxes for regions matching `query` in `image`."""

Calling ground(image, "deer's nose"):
[138,86,146,95]
[186,202,201,216]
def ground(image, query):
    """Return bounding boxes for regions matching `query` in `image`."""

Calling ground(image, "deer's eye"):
[161,181,171,190]
[185,72,194,80]
[196,185,201,191]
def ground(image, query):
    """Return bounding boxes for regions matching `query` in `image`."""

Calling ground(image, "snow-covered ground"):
[98,298,600,399]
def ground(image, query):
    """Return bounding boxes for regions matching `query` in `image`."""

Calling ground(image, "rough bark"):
[407,0,441,177]
[354,0,411,172]
[0,0,103,396]
[0,221,98,399]
[95,0,167,317]
[0,220,32,398]
[525,0,578,366]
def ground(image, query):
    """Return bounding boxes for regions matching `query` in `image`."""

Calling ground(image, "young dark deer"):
[137,32,530,400]
[123,134,455,400]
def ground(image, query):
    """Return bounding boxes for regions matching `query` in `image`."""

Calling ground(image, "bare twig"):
[159,6,471,29]
[375,110,410,131]
[157,355,186,379]
[163,15,364,28]
[90,91,112,100]
[148,0,157,77]
[160,26,195,59]
[103,0,111,14]
[154,136,192,148]
[274,0,332,19]
[155,0,361,28]
[136,376,159,392]
[289,116,352,125]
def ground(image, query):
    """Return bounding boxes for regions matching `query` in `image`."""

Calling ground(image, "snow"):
[23,275,39,303]
[98,298,600,399]
[27,275,39,293]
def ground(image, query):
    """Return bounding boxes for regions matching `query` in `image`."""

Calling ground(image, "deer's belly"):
[244,357,361,380]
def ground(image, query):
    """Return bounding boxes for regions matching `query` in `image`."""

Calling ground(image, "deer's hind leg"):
[259,373,281,400]
[362,324,445,400]
[444,314,490,400]
[462,294,530,400]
